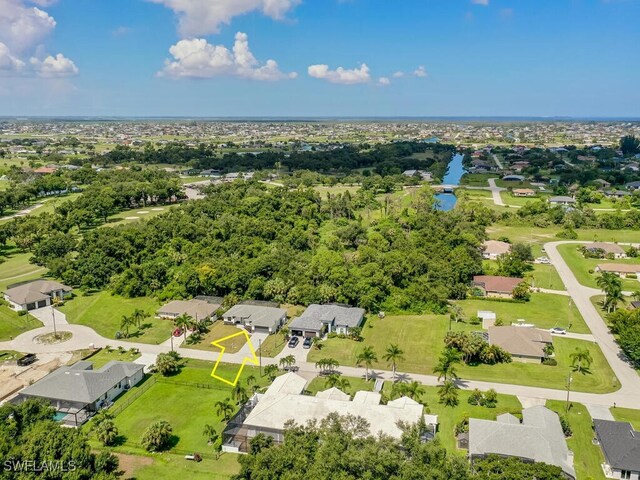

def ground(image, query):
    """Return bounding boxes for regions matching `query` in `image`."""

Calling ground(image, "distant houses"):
[488,326,553,363]
[466,406,575,479]
[13,361,144,426]
[472,275,525,299]
[157,296,222,320]
[289,304,365,337]
[593,419,640,480]
[512,188,536,197]
[584,242,627,259]
[595,264,640,279]
[481,240,511,260]
[549,196,576,206]
[3,279,72,311]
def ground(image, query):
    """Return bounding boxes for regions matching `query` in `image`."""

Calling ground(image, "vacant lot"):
[557,243,640,290]
[60,291,166,344]
[184,321,247,354]
[308,313,617,393]
[0,308,42,341]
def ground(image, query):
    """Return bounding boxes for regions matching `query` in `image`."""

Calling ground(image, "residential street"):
[1,240,638,409]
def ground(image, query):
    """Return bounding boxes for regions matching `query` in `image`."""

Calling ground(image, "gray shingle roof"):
[594,419,640,472]
[4,279,72,305]
[222,304,286,329]
[289,304,365,332]
[469,406,575,478]
[20,361,144,405]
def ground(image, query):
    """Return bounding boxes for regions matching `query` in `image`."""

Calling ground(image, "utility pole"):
[565,373,573,414]
[51,304,57,339]
[170,331,174,352]
[259,338,262,376]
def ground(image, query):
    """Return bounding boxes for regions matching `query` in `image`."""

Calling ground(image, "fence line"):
[156,378,221,390]
[109,376,157,417]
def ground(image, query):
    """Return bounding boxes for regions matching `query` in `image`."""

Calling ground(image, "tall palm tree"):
[570,348,593,374]
[403,381,426,401]
[215,398,235,421]
[174,313,193,342]
[325,373,350,391]
[383,344,405,382]
[279,354,296,370]
[438,379,459,407]
[132,308,147,328]
[232,384,249,405]
[120,315,135,338]
[203,425,222,458]
[246,374,257,392]
[356,346,377,381]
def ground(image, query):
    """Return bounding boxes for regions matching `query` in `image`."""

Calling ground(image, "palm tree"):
[325,373,350,391]
[383,344,405,382]
[203,424,222,458]
[279,354,296,371]
[570,348,593,374]
[215,398,235,421]
[132,308,147,328]
[175,313,193,342]
[95,419,119,446]
[356,346,377,381]
[232,384,249,405]
[438,379,460,407]
[279,327,290,346]
[597,272,624,313]
[246,374,258,392]
[120,315,135,338]
[264,364,279,381]
[403,381,426,401]
[315,357,339,375]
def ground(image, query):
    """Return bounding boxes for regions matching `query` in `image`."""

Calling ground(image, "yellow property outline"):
[210,330,258,386]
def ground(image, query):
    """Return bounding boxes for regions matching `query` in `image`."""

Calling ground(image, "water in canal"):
[435,153,465,211]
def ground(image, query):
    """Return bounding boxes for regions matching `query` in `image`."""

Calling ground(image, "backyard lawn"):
[0,307,42,341]
[117,452,240,480]
[530,263,566,290]
[256,330,287,358]
[184,321,247,354]
[60,291,167,344]
[611,406,640,430]
[499,191,549,207]
[83,347,141,368]
[108,361,267,455]
[305,375,375,398]
[308,314,617,393]
[454,293,589,333]
[557,243,640,290]
[0,248,47,291]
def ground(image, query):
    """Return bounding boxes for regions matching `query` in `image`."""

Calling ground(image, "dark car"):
[303,337,313,349]
[17,354,37,366]
[288,336,299,348]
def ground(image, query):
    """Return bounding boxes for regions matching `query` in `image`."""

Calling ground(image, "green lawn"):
[0,350,21,362]
[499,191,549,207]
[184,321,247,354]
[308,314,617,393]
[104,203,180,226]
[459,173,493,187]
[83,347,141,368]
[557,243,640,290]
[59,291,167,344]
[313,185,362,197]
[530,263,566,290]
[109,361,267,455]
[611,406,640,430]
[0,307,42,341]
[487,225,640,246]
[118,452,239,480]
[305,375,375,398]
[546,400,605,480]
[256,330,287,358]
[0,248,47,291]
[454,293,589,333]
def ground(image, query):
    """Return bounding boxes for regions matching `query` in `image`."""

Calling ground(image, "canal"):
[435,152,465,211]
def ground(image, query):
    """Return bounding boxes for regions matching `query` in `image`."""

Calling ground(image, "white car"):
[550,327,567,335]
[536,256,551,264]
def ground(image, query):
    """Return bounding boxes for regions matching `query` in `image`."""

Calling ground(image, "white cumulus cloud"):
[160,31,295,81]
[0,42,25,73]
[149,0,301,37]
[307,63,371,85]
[30,53,78,77]
[471,0,489,5]
[392,71,404,78]
[378,77,390,86]
[413,65,428,77]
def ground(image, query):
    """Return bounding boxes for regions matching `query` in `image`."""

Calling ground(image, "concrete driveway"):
[29,307,68,327]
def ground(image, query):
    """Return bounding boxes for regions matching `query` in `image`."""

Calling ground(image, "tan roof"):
[587,242,625,254]
[597,263,640,274]
[4,279,71,305]
[513,188,535,194]
[473,275,524,294]
[157,299,220,319]
[482,240,511,256]
[489,326,552,358]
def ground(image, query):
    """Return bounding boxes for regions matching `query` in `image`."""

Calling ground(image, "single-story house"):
[472,275,524,298]
[488,326,552,363]
[594,419,640,480]
[14,361,144,426]
[585,242,627,259]
[593,179,612,189]
[512,188,536,197]
[3,279,72,311]
[549,196,576,206]
[625,181,640,191]
[481,240,511,260]
[222,372,435,454]
[606,190,631,199]
[289,304,365,337]
[157,297,221,321]
[222,304,287,334]
[467,406,575,479]
[595,264,640,278]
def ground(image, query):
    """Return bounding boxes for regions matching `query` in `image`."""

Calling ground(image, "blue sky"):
[0,0,638,117]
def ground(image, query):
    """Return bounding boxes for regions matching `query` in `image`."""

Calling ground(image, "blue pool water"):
[53,412,67,422]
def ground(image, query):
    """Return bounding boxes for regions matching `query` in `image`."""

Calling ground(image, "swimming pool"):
[53,412,67,422]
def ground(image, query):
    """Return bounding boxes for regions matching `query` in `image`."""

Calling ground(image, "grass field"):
[313,185,362,197]
[184,321,247,354]
[0,307,42,341]
[499,192,549,207]
[83,347,142,368]
[109,361,267,455]
[0,248,48,291]
[611,406,640,430]
[308,313,617,393]
[454,293,589,333]
[118,452,239,480]
[105,203,180,226]
[530,263,567,290]
[546,400,605,480]
[60,291,167,344]
[557,243,640,290]
[305,375,375,398]
[459,173,493,187]
[488,225,640,247]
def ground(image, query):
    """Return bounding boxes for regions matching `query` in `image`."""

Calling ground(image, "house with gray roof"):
[289,304,365,337]
[594,419,640,480]
[4,279,72,311]
[222,304,286,334]
[14,360,144,426]
[549,196,577,206]
[157,297,221,320]
[467,406,575,479]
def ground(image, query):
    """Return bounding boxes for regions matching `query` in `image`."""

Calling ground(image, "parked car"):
[535,256,551,264]
[303,337,313,349]
[288,336,299,348]
[173,327,183,337]
[17,353,37,366]
[550,327,567,335]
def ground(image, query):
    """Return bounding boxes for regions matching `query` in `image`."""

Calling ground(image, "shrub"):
[468,389,485,406]
[327,332,338,339]
[17,310,27,316]
[628,274,637,279]
[141,420,173,452]
[484,389,498,408]
[559,415,573,438]
[542,358,558,366]
[455,416,469,435]
[469,316,482,325]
